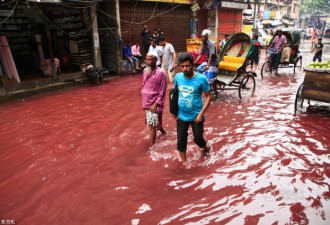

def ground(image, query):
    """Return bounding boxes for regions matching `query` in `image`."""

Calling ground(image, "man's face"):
[135,43,139,47]
[160,41,165,46]
[146,55,156,68]
[318,39,321,44]
[180,60,193,76]
[225,36,230,41]
[153,30,158,35]
[201,35,208,44]
[151,41,156,47]
[278,31,282,37]
[144,25,148,30]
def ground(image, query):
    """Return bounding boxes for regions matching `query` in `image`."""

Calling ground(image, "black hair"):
[125,40,130,43]
[134,40,139,43]
[154,28,158,31]
[253,34,259,39]
[159,36,165,42]
[150,38,157,43]
[225,34,230,38]
[318,37,322,41]
[179,52,194,64]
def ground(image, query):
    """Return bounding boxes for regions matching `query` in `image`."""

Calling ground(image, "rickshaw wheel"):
[294,83,304,111]
[294,56,302,74]
[239,73,256,99]
[96,74,102,85]
[261,61,272,77]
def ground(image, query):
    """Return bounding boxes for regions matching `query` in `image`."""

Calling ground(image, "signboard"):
[140,0,192,4]
[263,10,270,19]
[191,3,200,12]
[242,25,253,38]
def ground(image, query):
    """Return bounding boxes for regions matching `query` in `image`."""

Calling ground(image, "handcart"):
[261,29,303,77]
[215,33,257,99]
[295,68,330,111]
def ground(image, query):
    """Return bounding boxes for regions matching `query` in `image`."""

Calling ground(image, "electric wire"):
[0,0,18,25]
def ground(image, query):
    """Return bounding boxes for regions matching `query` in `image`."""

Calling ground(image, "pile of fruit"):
[306,60,330,69]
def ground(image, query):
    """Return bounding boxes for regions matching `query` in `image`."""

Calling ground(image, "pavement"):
[0,71,120,103]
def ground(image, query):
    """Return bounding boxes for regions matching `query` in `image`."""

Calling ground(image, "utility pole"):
[252,0,257,36]
[115,0,122,76]
[192,0,197,39]
[90,4,102,68]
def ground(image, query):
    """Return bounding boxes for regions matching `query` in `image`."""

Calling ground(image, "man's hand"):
[171,114,179,120]
[149,103,157,113]
[194,113,203,123]
[204,65,209,72]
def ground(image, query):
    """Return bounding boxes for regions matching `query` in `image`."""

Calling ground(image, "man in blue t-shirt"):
[172,53,212,165]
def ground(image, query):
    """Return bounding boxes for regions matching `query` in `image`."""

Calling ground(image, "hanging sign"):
[191,3,200,12]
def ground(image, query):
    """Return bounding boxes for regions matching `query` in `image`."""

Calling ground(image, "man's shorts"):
[145,110,159,127]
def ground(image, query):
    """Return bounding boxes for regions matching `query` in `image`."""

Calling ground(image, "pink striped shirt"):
[132,45,141,56]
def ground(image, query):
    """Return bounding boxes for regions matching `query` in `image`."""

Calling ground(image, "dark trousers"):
[177,119,206,152]
[313,53,322,62]
[143,43,150,55]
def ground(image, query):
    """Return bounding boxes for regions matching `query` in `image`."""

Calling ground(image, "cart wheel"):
[261,61,272,78]
[294,83,304,111]
[294,56,302,74]
[96,74,101,85]
[239,74,256,99]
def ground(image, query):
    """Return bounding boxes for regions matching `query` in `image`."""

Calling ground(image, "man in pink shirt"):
[269,29,287,75]
[141,52,167,146]
[132,41,142,58]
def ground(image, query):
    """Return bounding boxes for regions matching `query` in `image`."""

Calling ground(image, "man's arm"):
[172,51,177,68]
[194,90,211,123]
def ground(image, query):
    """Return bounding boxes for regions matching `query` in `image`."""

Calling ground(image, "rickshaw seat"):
[218,56,246,71]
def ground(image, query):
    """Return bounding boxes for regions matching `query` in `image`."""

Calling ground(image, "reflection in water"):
[0,53,329,224]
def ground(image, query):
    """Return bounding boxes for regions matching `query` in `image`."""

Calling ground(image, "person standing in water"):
[172,53,212,165]
[141,52,167,147]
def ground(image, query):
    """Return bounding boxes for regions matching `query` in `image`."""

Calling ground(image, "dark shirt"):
[141,29,151,44]
[152,34,160,45]
[252,39,261,58]
[123,45,131,57]
[315,43,323,55]
[201,39,219,67]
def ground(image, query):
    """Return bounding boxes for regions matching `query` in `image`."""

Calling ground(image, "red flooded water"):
[1,56,330,225]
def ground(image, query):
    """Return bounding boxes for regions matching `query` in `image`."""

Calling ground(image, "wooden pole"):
[115,0,122,76]
[90,4,102,68]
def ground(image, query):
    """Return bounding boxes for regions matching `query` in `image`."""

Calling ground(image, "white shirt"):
[148,45,162,66]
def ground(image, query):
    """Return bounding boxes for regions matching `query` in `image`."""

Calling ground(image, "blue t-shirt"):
[174,72,210,122]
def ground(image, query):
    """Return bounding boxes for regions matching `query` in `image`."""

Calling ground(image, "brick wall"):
[120,1,192,53]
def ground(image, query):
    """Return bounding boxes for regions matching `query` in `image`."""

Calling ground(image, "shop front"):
[0,1,94,86]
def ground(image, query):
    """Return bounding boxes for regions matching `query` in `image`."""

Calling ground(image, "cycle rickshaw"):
[261,29,302,77]
[214,32,257,99]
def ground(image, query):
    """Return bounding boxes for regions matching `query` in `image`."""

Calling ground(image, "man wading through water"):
[172,53,212,165]
[141,52,167,147]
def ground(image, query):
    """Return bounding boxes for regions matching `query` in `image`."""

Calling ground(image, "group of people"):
[141,29,219,165]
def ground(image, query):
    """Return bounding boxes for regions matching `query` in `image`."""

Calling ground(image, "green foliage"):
[300,0,330,15]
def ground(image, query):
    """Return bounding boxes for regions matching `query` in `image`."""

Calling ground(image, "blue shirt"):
[174,72,210,122]
[123,45,132,57]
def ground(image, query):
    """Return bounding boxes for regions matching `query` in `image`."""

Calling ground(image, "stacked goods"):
[306,60,330,70]
[307,60,330,69]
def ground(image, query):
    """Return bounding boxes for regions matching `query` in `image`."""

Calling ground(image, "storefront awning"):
[139,0,193,4]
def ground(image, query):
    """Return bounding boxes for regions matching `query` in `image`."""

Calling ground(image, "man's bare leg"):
[179,151,187,165]
[149,125,156,146]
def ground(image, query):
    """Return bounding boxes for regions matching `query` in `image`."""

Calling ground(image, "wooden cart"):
[295,69,330,111]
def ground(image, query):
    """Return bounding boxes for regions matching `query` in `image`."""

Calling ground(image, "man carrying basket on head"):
[194,29,219,97]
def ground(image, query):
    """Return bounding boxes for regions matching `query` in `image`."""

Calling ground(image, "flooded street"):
[0,42,330,225]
